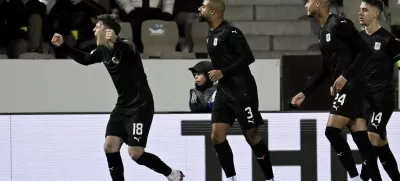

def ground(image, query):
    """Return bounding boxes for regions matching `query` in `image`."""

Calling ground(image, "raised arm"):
[51,33,101,66]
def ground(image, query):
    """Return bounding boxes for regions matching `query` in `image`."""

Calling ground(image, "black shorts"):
[211,88,263,130]
[105,104,154,147]
[366,94,395,140]
[330,87,365,120]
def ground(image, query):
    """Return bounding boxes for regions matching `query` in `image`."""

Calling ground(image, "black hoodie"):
[188,61,217,113]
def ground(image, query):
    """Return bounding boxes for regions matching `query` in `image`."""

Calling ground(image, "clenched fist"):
[105,29,117,43]
[51,33,64,47]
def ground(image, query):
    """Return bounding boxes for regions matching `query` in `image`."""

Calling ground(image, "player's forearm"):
[221,50,255,76]
[342,49,371,80]
[302,71,328,97]
[221,59,251,75]
[59,43,93,66]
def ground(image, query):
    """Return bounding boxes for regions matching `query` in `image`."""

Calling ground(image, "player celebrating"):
[198,0,274,180]
[291,0,382,180]
[358,0,400,180]
[51,14,184,181]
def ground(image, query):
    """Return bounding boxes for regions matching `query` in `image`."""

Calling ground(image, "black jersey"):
[59,38,153,109]
[360,28,400,98]
[302,14,371,97]
[207,20,257,96]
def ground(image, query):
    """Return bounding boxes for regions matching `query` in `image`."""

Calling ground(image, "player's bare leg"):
[211,123,237,180]
[128,146,184,181]
[326,114,362,180]
[104,136,125,181]
[243,127,274,181]
[348,118,382,181]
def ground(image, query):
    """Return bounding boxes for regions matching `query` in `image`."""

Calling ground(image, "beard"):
[307,10,316,18]
[199,13,209,22]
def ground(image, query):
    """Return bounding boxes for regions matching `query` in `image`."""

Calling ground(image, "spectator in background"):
[47,0,109,58]
[115,0,175,53]
[188,61,217,113]
[7,0,46,58]
[0,0,9,55]
[173,0,202,52]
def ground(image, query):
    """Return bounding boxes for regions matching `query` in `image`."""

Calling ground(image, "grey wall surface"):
[0,59,280,113]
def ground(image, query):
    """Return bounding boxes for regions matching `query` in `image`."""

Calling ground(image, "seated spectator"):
[0,0,9,54]
[188,61,217,113]
[173,0,202,52]
[46,0,109,58]
[7,0,47,58]
[115,0,175,53]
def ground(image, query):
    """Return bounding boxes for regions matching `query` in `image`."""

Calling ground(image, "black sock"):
[251,139,274,180]
[377,144,400,180]
[135,152,172,177]
[352,131,382,181]
[214,140,236,177]
[106,152,125,181]
[360,161,370,181]
[360,149,377,181]
[325,127,359,178]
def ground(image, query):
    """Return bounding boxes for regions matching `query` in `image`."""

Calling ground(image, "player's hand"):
[333,75,347,94]
[51,33,64,47]
[105,29,117,43]
[208,70,223,82]
[330,86,334,96]
[291,92,305,107]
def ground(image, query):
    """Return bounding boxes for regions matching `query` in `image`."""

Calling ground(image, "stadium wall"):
[0,112,400,181]
[0,59,280,113]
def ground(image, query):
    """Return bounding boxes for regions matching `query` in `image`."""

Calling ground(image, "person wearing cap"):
[188,60,217,113]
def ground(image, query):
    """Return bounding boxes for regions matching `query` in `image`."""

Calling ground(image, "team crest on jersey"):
[213,38,218,46]
[326,33,331,42]
[111,57,120,64]
[374,42,381,50]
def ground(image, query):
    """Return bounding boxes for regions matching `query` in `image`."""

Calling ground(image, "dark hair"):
[363,0,384,12]
[96,14,121,35]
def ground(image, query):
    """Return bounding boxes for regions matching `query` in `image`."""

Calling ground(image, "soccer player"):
[291,0,382,180]
[50,14,184,181]
[358,0,400,180]
[198,0,274,180]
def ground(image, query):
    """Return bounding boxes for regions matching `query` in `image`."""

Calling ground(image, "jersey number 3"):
[245,107,254,122]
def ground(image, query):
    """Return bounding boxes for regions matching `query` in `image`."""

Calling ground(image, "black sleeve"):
[189,89,209,113]
[335,19,371,80]
[388,37,400,61]
[114,38,137,56]
[302,59,329,97]
[59,43,102,66]
[221,28,255,76]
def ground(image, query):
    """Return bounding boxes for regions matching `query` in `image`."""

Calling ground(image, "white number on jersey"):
[132,123,143,135]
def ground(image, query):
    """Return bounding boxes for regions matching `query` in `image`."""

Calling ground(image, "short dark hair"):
[97,14,121,35]
[363,0,384,12]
